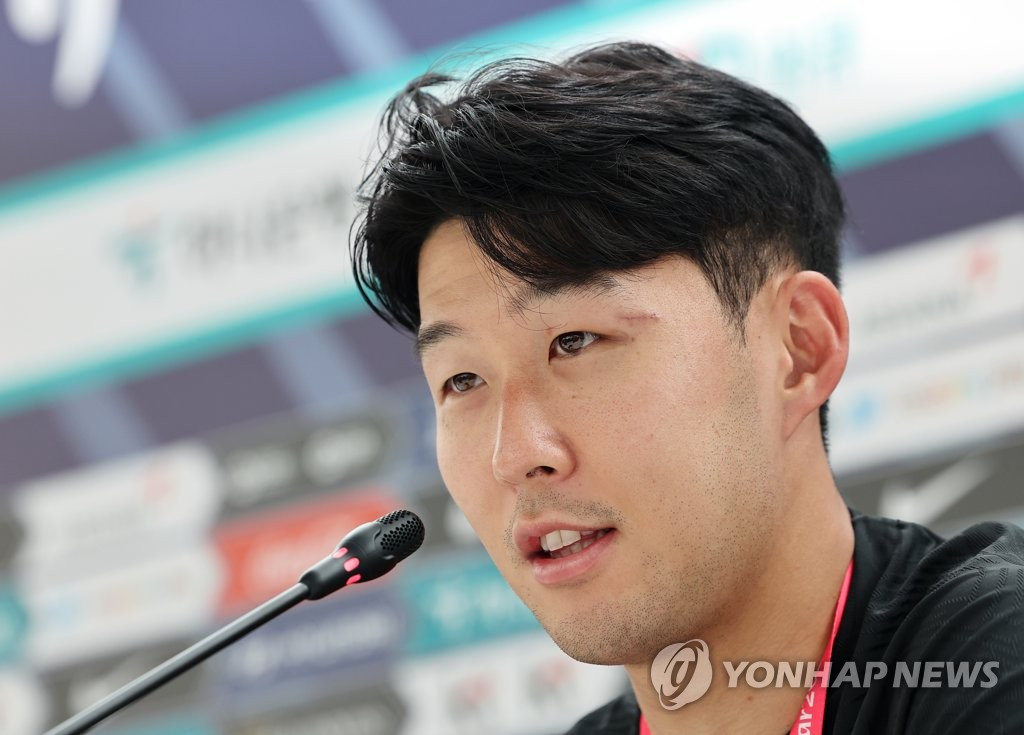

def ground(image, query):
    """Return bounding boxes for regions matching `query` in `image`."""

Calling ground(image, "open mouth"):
[538,528,612,559]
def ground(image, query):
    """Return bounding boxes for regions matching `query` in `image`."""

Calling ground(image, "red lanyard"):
[639,559,853,735]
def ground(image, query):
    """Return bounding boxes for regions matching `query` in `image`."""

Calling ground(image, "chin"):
[547,634,626,666]
[536,608,658,667]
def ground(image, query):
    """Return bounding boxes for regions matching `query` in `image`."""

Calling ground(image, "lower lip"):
[529,530,616,586]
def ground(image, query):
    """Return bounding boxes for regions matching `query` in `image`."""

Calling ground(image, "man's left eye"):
[551,331,599,357]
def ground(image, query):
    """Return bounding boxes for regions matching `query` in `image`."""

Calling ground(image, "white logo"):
[650,639,713,710]
[6,0,122,107]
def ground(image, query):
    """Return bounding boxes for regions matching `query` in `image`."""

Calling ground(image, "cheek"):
[594,354,700,444]
[597,348,752,492]
[433,408,501,531]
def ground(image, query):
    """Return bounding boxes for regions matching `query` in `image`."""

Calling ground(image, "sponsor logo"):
[6,0,120,107]
[213,415,391,515]
[12,443,219,568]
[109,178,352,293]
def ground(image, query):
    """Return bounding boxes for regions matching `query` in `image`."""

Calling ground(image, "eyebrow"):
[416,320,466,360]
[508,274,626,315]
[415,274,632,360]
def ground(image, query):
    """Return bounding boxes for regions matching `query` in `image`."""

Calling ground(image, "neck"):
[627,454,854,735]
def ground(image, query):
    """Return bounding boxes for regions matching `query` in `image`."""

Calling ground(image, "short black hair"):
[351,41,845,439]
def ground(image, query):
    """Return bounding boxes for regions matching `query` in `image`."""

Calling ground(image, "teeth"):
[539,528,608,555]
[559,530,582,547]
[540,529,578,552]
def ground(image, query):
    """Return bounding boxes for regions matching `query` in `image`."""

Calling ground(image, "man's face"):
[417,220,787,665]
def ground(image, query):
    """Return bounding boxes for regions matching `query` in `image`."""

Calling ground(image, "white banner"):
[842,215,1024,374]
[395,634,626,735]
[0,103,377,405]
[830,331,1024,474]
[12,442,220,570]
[19,546,222,669]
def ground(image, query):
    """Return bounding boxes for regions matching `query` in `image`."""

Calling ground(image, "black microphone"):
[300,509,426,598]
[45,509,425,735]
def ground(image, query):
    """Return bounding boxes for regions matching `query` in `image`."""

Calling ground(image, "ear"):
[776,271,849,440]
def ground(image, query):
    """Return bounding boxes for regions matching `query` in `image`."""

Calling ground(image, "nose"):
[491,382,575,487]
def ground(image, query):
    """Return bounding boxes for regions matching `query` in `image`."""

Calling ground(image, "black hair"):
[351,41,845,441]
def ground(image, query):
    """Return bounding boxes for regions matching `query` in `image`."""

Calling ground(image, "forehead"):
[417,219,639,318]
[414,220,735,364]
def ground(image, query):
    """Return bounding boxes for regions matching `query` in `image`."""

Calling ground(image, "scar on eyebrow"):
[618,309,661,322]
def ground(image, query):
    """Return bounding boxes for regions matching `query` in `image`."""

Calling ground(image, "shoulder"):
[898,521,1024,731]
[851,510,1024,594]
[898,518,1024,655]
[853,511,1024,656]
[840,513,1024,733]
[562,691,639,735]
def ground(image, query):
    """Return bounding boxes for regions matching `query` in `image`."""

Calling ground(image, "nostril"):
[526,465,555,479]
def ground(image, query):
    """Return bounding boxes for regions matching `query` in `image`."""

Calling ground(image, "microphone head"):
[299,509,425,600]
[377,509,426,562]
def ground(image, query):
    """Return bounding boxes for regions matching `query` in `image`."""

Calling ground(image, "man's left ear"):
[776,271,849,439]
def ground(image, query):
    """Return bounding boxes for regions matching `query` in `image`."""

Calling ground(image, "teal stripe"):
[400,552,540,655]
[0,289,369,416]
[0,585,27,663]
[106,718,215,735]
[832,85,1024,170]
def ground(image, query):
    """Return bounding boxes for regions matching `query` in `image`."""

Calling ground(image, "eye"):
[443,372,484,395]
[551,331,599,358]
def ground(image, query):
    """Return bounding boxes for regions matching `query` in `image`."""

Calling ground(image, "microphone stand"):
[45,583,310,735]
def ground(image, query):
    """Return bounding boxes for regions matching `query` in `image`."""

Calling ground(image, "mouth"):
[515,522,617,585]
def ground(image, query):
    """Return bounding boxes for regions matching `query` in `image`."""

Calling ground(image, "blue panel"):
[123,346,293,443]
[377,0,575,52]
[0,10,134,184]
[840,131,1024,253]
[51,386,153,464]
[120,0,350,121]
[305,0,410,73]
[0,406,79,489]
[209,589,406,710]
[331,312,421,388]
[262,323,373,419]
[102,20,191,139]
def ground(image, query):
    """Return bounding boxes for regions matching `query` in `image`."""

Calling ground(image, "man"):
[351,42,1024,733]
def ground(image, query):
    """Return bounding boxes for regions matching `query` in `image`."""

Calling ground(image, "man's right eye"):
[444,372,484,395]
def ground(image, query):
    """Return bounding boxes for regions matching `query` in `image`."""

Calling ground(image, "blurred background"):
[1,0,1023,733]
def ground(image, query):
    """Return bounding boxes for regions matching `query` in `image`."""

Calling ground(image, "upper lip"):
[514,519,615,558]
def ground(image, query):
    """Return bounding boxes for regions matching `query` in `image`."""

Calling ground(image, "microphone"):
[45,509,425,735]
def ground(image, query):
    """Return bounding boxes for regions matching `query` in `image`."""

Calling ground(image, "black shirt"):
[564,508,1024,734]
